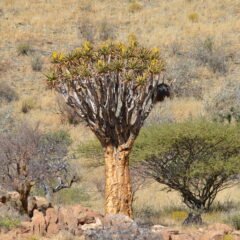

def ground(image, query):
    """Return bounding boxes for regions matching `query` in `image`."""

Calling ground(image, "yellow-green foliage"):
[47,35,165,87]
[171,210,188,222]
[188,12,199,22]
[0,217,20,230]
[223,234,233,240]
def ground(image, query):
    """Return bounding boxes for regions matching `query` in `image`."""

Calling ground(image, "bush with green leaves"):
[136,121,240,224]
[0,217,20,231]
[205,80,240,123]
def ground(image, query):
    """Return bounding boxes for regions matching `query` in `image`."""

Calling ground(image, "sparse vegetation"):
[0,81,18,103]
[31,55,43,71]
[17,43,31,55]
[205,80,240,123]
[191,37,228,74]
[21,97,37,113]
[0,217,20,231]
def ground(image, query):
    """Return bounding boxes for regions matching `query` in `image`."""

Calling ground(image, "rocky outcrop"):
[29,205,103,237]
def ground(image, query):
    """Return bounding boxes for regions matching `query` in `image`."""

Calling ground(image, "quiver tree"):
[46,36,165,217]
[0,123,78,214]
[138,121,240,224]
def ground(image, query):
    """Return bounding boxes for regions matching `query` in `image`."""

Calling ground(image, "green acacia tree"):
[137,121,240,224]
[46,36,165,217]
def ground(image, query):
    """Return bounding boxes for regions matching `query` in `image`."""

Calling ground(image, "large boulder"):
[84,214,162,240]
[31,209,46,236]
[29,204,103,237]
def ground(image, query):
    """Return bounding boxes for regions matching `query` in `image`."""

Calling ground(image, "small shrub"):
[31,55,43,71]
[168,41,182,57]
[17,43,31,55]
[129,1,143,13]
[227,214,240,230]
[166,59,202,98]
[223,234,234,240]
[188,12,199,22]
[0,217,20,230]
[0,81,18,103]
[78,17,95,42]
[191,37,227,74]
[21,97,36,113]
[0,107,15,133]
[98,19,116,41]
[205,80,240,123]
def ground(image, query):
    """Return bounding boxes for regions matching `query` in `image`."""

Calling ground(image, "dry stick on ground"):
[46,36,167,217]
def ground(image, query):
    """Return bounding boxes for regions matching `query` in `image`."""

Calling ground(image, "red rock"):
[45,208,59,235]
[31,209,46,235]
[207,223,233,234]
[171,233,195,240]
[200,231,225,240]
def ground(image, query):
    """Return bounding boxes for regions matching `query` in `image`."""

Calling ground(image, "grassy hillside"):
[0,0,240,229]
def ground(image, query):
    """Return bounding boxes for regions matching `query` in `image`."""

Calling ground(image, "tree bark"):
[104,145,133,218]
[19,190,29,213]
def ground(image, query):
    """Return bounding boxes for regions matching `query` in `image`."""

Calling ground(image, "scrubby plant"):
[0,81,18,103]
[188,12,199,22]
[191,37,227,74]
[205,80,240,123]
[21,97,37,113]
[227,214,240,230]
[98,19,116,41]
[31,55,43,71]
[17,43,31,55]
[46,35,165,217]
[78,16,95,42]
[137,121,240,224]
[129,1,143,13]
[168,40,182,57]
[0,216,20,230]
[0,123,77,214]
[166,59,201,98]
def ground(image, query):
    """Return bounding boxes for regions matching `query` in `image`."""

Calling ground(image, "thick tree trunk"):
[104,145,133,218]
[19,191,29,213]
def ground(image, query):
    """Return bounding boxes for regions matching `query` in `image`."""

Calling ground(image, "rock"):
[45,208,59,235]
[157,230,171,240]
[81,218,102,231]
[104,214,139,235]
[151,224,166,233]
[171,233,195,240]
[28,196,51,216]
[200,231,225,240]
[207,223,234,234]
[31,209,46,235]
